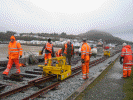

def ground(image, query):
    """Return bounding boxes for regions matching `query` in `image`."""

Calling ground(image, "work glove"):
[20,55,22,58]
[41,51,43,55]
[81,59,85,63]
[52,53,55,57]
[62,53,64,56]
[120,57,123,64]
[7,56,9,59]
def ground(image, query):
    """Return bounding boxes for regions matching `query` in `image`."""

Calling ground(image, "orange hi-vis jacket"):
[8,36,23,59]
[81,43,92,61]
[56,49,62,57]
[64,43,74,55]
[45,42,53,53]
[121,45,133,65]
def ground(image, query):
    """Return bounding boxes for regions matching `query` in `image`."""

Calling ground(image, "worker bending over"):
[120,43,132,78]
[55,49,62,57]
[41,38,54,65]
[80,38,92,80]
[62,40,74,65]
[3,36,23,76]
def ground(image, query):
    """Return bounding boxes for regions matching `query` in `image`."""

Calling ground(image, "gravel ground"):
[0,62,43,94]
[0,48,119,100]
[34,53,120,100]
[81,55,126,100]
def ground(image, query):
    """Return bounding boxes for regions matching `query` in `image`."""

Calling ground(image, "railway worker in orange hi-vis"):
[55,49,62,57]
[120,43,133,78]
[80,38,92,80]
[3,36,23,76]
[41,38,55,65]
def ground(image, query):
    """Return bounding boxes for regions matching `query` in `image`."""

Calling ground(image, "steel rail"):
[22,70,82,100]
[22,50,120,100]
[0,50,120,99]
[0,75,55,99]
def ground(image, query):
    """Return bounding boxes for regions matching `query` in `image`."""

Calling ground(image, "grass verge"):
[123,66,133,100]
[73,56,120,100]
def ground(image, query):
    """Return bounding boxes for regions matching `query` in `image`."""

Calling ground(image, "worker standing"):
[80,38,92,80]
[62,40,74,65]
[3,36,23,76]
[41,38,54,65]
[120,43,132,78]
[55,49,62,57]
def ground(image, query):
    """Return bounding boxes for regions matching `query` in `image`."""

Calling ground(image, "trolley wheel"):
[58,75,61,81]
[42,71,47,77]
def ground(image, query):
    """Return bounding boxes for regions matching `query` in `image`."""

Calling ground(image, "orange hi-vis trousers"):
[44,53,52,65]
[123,65,132,77]
[3,59,20,75]
[82,60,89,79]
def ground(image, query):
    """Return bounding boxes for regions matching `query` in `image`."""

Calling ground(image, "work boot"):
[2,71,9,76]
[2,74,8,77]
[86,76,89,79]
[16,69,20,74]
[79,78,86,81]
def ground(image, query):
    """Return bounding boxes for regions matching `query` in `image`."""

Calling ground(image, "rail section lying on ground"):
[0,50,120,99]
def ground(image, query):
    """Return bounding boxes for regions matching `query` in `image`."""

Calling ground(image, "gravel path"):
[81,57,126,100]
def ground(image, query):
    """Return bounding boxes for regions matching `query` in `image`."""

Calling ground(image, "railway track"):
[0,50,121,99]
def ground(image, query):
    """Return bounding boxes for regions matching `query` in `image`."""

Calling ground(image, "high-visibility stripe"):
[124,54,132,55]
[124,63,132,64]
[127,69,131,70]
[123,69,127,70]
[10,51,19,52]
[9,48,18,49]
[86,52,90,53]
[81,53,86,54]
[124,67,128,68]
[81,51,86,52]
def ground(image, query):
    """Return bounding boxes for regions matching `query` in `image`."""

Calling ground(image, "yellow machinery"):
[104,50,110,57]
[38,56,71,81]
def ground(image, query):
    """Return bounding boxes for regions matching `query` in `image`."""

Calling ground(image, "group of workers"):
[2,36,132,80]
[40,38,74,65]
[2,36,75,76]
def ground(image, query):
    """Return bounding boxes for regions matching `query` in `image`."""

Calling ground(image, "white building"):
[14,33,20,36]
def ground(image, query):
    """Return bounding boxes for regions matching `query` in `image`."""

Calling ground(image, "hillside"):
[79,30,127,44]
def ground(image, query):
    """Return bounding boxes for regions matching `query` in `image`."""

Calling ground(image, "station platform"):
[75,57,128,100]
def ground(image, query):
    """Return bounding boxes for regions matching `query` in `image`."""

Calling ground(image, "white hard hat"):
[67,39,70,42]
[123,43,127,46]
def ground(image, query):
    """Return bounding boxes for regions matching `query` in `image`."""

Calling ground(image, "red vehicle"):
[104,46,110,50]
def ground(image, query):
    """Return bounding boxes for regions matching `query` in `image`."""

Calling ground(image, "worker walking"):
[41,38,54,65]
[3,36,23,76]
[80,38,92,80]
[120,43,132,78]
[62,40,74,65]
[55,49,62,57]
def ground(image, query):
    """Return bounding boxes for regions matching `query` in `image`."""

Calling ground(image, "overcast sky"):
[0,0,133,41]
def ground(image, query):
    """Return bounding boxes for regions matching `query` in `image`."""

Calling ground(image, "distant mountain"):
[79,30,129,44]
